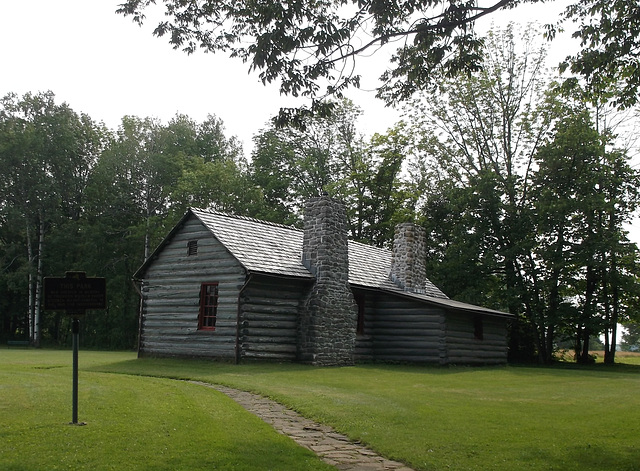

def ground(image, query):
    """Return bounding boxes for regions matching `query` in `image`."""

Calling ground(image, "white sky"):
[1,0,570,150]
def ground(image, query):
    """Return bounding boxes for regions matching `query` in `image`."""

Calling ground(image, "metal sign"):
[43,271,107,426]
[44,272,106,313]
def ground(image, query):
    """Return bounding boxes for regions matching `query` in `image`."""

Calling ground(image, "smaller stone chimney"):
[298,195,357,366]
[390,222,427,293]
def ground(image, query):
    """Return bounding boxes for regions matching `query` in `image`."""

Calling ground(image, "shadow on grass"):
[89,356,640,383]
[526,442,639,471]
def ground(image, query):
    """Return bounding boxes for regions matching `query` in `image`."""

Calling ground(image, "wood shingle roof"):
[135,208,511,318]
[191,208,448,297]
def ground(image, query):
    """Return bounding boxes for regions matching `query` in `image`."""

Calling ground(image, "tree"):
[0,92,106,345]
[117,0,523,123]
[250,99,412,245]
[620,322,640,352]
[532,100,640,364]
[118,0,640,120]
[559,0,640,108]
[406,23,640,363]
[339,124,417,246]
[250,100,368,225]
[405,24,553,360]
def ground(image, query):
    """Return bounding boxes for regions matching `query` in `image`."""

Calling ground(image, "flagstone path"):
[191,381,415,471]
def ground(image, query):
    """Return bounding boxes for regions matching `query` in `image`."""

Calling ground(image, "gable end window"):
[198,283,218,331]
[187,240,198,256]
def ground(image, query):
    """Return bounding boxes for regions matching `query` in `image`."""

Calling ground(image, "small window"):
[198,283,218,331]
[474,316,484,340]
[187,240,198,256]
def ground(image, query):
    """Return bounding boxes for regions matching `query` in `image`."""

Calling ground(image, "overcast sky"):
[0,0,400,150]
[1,0,573,148]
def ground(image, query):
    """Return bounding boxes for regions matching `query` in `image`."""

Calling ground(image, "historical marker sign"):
[44,272,107,313]
[43,271,107,425]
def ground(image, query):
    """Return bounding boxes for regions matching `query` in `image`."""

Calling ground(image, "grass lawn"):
[0,349,332,471]
[3,349,639,471]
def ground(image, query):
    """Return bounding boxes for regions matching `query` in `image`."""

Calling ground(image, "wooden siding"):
[353,289,375,362]
[139,217,246,359]
[239,276,309,361]
[369,293,447,364]
[444,311,508,364]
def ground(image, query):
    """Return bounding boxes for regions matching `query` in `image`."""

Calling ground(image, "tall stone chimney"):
[390,222,427,293]
[298,195,357,366]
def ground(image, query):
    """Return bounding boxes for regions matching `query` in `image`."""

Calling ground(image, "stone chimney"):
[298,195,357,366]
[390,222,427,293]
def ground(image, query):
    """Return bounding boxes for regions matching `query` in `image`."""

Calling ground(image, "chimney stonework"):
[299,196,357,366]
[391,222,427,293]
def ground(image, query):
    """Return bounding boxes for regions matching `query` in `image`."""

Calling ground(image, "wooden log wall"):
[369,293,447,364]
[238,276,309,361]
[139,217,245,360]
[353,289,375,362]
[444,311,509,364]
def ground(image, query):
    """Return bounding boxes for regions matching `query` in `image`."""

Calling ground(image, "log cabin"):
[133,195,513,365]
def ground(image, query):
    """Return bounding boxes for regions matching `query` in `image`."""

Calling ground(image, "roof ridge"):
[191,207,302,232]
[348,238,388,252]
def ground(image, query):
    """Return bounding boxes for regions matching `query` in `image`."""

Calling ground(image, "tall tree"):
[0,91,106,345]
[250,100,367,225]
[534,87,640,364]
[406,24,553,360]
[407,24,640,363]
[250,99,411,246]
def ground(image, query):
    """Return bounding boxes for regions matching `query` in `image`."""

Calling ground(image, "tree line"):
[1,25,639,362]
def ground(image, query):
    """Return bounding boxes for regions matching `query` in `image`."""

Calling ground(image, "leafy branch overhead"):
[117,0,521,123]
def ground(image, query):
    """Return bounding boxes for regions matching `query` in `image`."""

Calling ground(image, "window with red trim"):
[198,283,218,331]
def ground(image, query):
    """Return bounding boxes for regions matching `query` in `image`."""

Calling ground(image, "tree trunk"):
[26,221,35,344]
[33,213,45,347]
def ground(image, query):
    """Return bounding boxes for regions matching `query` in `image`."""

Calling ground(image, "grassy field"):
[2,349,639,471]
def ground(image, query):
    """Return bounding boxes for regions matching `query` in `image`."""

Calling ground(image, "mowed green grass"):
[0,350,332,471]
[3,350,640,471]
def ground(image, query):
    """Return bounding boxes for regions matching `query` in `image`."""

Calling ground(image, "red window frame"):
[198,283,218,331]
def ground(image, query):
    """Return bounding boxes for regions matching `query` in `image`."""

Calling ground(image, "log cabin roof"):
[135,208,511,318]
[191,208,447,297]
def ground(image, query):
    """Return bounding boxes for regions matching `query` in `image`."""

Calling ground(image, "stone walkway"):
[191,381,415,471]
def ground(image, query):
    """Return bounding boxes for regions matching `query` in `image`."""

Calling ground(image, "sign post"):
[44,272,106,425]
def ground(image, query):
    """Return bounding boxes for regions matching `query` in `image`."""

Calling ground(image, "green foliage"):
[560,0,640,108]
[532,96,640,363]
[620,322,640,352]
[250,100,412,245]
[116,0,523,123]
[0,93,261,349]
[117,0,640,122]
[404,24,640,364]
[0,91,108,345]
